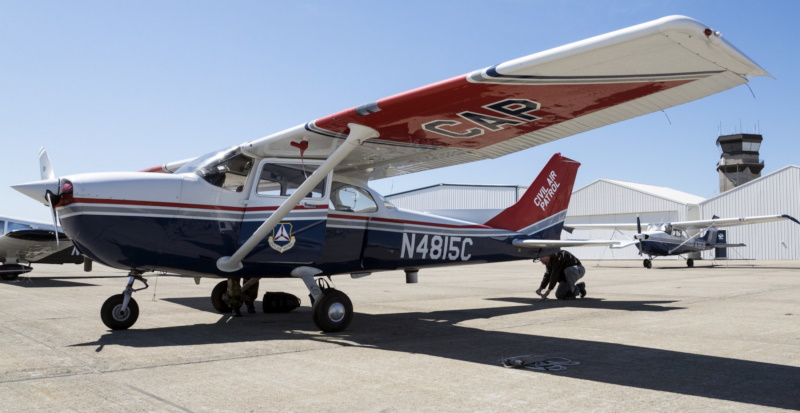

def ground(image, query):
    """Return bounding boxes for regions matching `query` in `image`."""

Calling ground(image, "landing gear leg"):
[292,266,353,333]
[101,271,148,330]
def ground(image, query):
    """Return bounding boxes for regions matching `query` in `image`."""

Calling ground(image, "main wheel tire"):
[1,273,20,281]
[211,281,232,313]
[262,292,301,313]
[101,294,139,330]
[687,258,694,268]
[644,259,652,269]
[312,289,353,333]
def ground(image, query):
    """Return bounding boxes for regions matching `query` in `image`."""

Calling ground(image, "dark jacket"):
[539,250,582,290]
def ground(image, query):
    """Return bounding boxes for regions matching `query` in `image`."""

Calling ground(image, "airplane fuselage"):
[56,170,557,278]
[636,230,711,257]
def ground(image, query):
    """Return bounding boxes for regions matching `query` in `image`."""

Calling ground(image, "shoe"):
[232,306,242,317]
[577,282,586,298]
[245,301,256,313]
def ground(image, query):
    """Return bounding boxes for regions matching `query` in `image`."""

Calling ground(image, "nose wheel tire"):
[643,259,652,269]
[211,281,232,313]
[101,294,139,330]
[312,289,353,333]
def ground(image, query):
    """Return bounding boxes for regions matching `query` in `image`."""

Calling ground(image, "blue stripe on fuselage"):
[61,213,563,278]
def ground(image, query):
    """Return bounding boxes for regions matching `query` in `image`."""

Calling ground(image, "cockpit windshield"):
[175,146,254,192]
[646,223,672,233]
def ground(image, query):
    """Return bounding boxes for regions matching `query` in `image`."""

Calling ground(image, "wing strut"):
[216,123,379,273]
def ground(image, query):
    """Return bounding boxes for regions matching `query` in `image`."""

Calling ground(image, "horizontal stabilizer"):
[709,243,746,248]
[513,239,625,248]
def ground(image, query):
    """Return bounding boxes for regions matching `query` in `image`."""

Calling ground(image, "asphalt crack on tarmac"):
[124,384,195,413]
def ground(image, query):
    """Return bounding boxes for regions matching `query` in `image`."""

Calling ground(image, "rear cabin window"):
[257,163,326,198]
[330,183,377,213]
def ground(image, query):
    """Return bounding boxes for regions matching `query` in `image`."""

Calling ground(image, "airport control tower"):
[716,133,764,192]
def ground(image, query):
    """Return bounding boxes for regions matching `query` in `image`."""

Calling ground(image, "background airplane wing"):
[240,15,769,180]
[0,229,83,264]
[512,239,630,248]
[564,223,641,231]
[670,214,800,230]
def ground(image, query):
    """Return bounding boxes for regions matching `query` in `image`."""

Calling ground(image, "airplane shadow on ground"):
[72,297,799,410]
[2,277,99,288]
[1,273,185,288]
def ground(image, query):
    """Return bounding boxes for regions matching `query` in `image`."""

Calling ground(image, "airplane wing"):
[670,214,800,231]
[238,15,769,180]
[0,229,82,264]
[564,223,641,231]
[512,239,629,248]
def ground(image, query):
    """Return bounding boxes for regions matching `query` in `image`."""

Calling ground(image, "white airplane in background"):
[566,215,800,268]
[0,215,87,280]
[12,16,770,332]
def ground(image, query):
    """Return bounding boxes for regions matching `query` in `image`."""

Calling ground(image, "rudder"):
[484,153,580,235]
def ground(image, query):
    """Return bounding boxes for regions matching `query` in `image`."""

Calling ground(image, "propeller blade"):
[45,192,60,247]
[39,147,55,181]
[635,216,643,256]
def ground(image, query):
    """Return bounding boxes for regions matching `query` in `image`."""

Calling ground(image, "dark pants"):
[554,265,585,299]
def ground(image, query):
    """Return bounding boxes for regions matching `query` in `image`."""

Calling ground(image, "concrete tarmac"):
[0,259,798,412]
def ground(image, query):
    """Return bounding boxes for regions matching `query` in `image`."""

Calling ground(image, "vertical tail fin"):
[484,153,580,236]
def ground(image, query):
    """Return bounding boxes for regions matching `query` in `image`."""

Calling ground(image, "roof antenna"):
[661,110,672,125]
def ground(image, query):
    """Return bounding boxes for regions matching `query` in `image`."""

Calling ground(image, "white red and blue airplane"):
[567,215,800,268]
[0,215,87,280]
[11,16,770,332]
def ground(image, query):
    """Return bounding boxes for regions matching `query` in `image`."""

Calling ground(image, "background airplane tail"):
[702,227,719,245]
[484,153,580,236]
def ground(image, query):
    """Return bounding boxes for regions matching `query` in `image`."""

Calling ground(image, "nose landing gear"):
[101,271,148,330]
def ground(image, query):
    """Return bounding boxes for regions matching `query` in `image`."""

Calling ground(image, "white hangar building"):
[562,179,704,260]
[385,166,800,261]
[698,165,800,260]
[386,184,527,223]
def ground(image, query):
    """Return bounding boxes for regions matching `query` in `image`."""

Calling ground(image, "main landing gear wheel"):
[211,280,232,313]
[1,273,20,281]
[101,294,139,330]
[262,292,301,313]
[312,289,353,333]
[643,259,652,269]
[687,258,694,268]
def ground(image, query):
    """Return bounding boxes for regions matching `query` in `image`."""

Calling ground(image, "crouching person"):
[536,250,587,300]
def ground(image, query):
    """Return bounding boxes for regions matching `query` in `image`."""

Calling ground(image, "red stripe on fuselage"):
[68,197,327,212]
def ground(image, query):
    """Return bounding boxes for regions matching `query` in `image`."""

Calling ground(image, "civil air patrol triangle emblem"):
[268,223,296,253]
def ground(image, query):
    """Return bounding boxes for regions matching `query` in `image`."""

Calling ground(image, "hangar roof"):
[579,179,705,205]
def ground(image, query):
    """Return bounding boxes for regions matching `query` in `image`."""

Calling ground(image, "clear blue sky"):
[2,1,797,222]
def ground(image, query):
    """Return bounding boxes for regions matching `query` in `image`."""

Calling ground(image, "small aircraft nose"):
[11,178,60,205]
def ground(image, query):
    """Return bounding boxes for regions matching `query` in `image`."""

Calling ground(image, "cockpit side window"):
[256,163,326,198]
[329,183,377,213]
